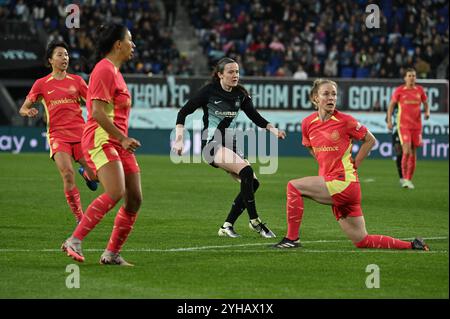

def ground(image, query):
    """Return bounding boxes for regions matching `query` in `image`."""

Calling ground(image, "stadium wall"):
[0,126,448,160]
[125,76,449,112]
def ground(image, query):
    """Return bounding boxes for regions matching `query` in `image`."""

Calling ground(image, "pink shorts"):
[398,127,423,147]
[328,181,363,220]
[83,142,140,176]
[49,138,83,162]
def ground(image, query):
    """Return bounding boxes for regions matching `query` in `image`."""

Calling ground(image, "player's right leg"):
[219,170,260,238]
[274,176,332,248]
[73,142,98,191]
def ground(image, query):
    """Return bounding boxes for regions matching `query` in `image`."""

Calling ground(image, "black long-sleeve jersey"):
[176,81,269,143]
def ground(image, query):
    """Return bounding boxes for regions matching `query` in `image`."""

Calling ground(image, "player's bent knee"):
[238,165,254,181]
[287,181,302,196]
[61,168,75,184]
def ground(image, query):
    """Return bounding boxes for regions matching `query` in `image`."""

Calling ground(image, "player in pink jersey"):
[62,23,141,266]
[19,40,97,224]
[274,79,429,251]
[387,68,430,189]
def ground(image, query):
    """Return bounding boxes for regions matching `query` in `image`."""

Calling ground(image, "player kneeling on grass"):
[274,79,429,251]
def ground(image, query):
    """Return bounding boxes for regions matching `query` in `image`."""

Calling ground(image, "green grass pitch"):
[0,153,448,298]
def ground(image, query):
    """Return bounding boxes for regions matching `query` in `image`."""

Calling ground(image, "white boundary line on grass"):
[0,236,447,253]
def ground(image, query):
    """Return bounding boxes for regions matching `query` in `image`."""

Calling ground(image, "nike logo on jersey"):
[214,100,222,104]
[48,90,55,94]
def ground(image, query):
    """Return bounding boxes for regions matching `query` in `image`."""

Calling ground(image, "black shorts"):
[201,139,245,168]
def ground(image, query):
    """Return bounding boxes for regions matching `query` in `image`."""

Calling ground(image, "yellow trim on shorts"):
[325,144,357,196]
[88,102,115,171]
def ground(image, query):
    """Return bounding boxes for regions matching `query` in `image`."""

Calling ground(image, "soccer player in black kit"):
[173,57,286,238]
[386,105,404,186]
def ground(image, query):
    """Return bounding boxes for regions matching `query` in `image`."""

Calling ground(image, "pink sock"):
[286,182,304,240]
[106,207,138,253]
[355,235,412,249]
[407,154,416,180]
[73,193,117,240]
[402,153,410,180]
[65,187,83,222]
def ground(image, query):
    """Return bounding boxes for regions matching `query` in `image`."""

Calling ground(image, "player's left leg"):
[219,166,260,238]
[101,153,141,266]
[274,176,332,248]
[339,216,417,249]
[407,129,422,187]
[54,151,83,223]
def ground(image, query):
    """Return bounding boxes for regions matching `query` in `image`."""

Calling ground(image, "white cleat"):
[218,226,241,238]
[249,220,276,238]
[100,250,133,266]
[402,179,415,189]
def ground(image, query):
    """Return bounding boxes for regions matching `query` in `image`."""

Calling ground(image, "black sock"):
[396,153,403,179]
[225,179,260,224]
[236,166,258,220]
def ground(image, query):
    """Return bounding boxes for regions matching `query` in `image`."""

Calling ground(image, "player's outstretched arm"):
[266,123,286,139]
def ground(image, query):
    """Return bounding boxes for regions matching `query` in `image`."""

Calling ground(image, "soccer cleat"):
[273,237,301,249]
[61,237,85,262]
[402,179,415,189]
[100,250,134,266]
[218,226,240,238]
[411,237,430,251]
[249,220,276,238]
[406,180,415,189]
[78,166,98,191]
[399,178,405,186]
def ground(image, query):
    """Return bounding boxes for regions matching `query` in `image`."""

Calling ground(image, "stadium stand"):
[0,0,448,79]
[0,0,193,77]
[185,0,448,78]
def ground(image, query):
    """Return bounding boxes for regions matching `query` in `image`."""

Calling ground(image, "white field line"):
[0,237,447,253]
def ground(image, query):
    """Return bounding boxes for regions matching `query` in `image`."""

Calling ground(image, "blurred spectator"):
[415,57,431,78]
[164,0,177,28]
[293,64,308,79]
[1,0,191,76]
[186,0,448,78]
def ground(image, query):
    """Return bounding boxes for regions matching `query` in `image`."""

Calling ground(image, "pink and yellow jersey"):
[302,110,368,183]
[26,73,87,143]
[83,58,132,149]
[391,85,427,130]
